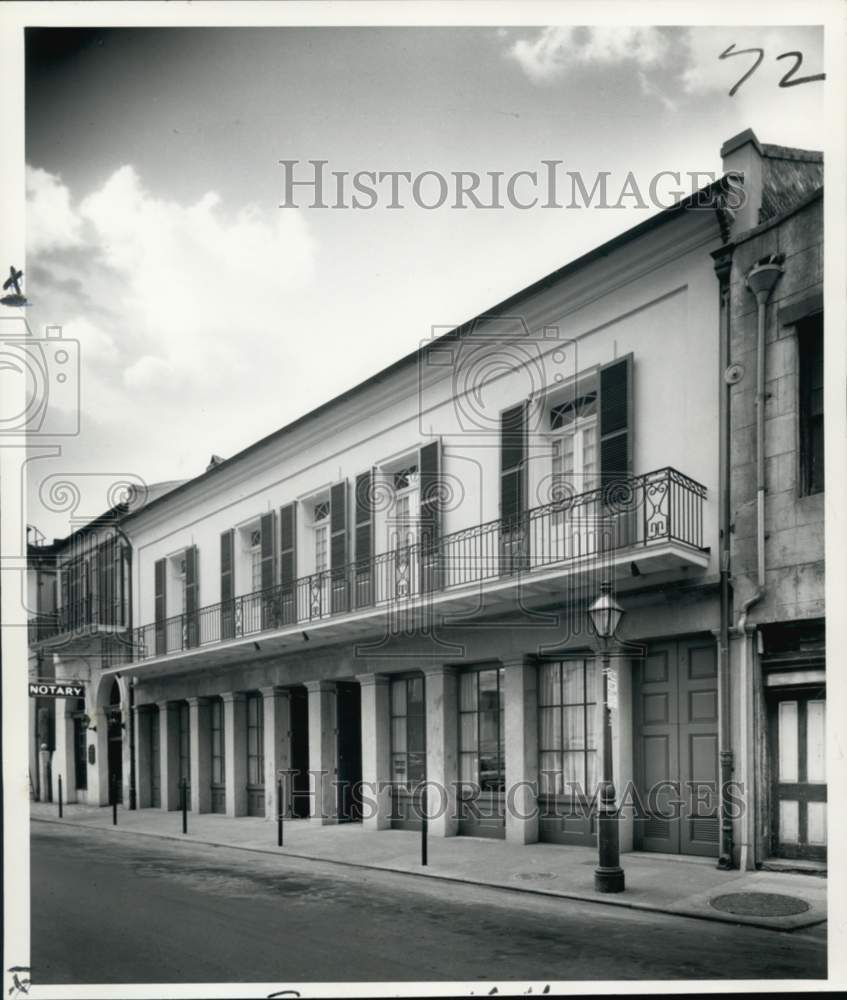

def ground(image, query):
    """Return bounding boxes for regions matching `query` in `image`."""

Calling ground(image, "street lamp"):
[588,581,625,893]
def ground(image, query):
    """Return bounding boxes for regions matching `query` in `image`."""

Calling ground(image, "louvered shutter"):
[354,470,374,608]
[60,565,69,632]
[259,511,277,628]
[154,557,167,655]
[279,503,297,624]
[330,480,349,613]
[419,440,441,592]
[220,529,235,640]
[599,354,634,548]
[184,545,199,647]
[500,402,528,572]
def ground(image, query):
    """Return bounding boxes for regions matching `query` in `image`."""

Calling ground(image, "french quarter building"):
[27,128,825,870]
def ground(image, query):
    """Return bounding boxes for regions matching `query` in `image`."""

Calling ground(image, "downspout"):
[735,254,784,869]
[713,249,734,869]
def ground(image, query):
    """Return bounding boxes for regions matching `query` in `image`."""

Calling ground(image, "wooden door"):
[634,639,719,856]
[769,688,826,860]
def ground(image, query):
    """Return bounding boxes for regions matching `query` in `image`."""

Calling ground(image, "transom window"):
[538,660,598,796]
[550,390,597,430]
[459,667,505,791]
[393,465,419,492]
[390,676,426,789]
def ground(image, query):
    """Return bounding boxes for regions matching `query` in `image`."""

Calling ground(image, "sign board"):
[28,681,85,699]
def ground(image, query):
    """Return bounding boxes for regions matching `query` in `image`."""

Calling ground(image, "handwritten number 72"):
[720,44,825,96]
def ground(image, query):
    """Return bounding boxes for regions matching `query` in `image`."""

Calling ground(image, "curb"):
[32,816,827,933]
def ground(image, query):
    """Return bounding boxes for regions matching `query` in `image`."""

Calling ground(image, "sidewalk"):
[30,802,827,932]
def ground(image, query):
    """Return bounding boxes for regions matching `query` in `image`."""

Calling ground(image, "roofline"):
[124,174,734,524]
[713,184,823,253]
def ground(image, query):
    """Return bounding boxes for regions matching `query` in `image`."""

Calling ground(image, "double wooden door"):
[634,639,719,856]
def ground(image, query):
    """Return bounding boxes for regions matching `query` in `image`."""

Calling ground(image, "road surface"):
[30,822,826,986]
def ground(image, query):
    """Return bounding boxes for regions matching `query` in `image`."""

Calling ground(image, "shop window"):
[390,676,426,789]
[459,667,504,791]
[538,660,598,796]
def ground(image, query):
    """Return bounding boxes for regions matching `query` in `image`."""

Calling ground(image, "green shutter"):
[260,512,277,628]
[154,557,166,655]
[500,402,527,572]
[330,480,349,613]
[279,503,297,625]
[599,354,634,549]
[419,440,441,592]
[354,470,374,607]
[220,529,235,639]
[184,545,199,647]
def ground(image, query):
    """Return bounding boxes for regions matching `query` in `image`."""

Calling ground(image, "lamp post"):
[589,581,625,893]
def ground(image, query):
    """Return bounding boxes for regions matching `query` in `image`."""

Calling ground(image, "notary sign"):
[28,681,85,699]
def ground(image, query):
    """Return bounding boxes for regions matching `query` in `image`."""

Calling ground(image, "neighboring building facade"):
[28,129,826,872]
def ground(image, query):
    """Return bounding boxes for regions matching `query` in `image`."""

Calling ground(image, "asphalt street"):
[30,822,826,986]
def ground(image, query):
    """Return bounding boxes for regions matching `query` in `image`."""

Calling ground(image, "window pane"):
[391,678,406,717]
[585,749,599,793]
[585,660,598,704]
[562,750,585,786]
[460,711,477,752]
[460,752,478,785]
[538,663,560,707]
[407,676,424,711]
[778,701,799,783]
[806,700,826,783]
[586,702,599,751]
[562,661,584,703]
[407,712,426,755]
[407,751,426,786]
[459,672,477,712]
[479,709,499,754]
[391,752,407,784]
[539,751,562,796]
[539,706,562,750]
[562,706,585,749]
[391,717,407,755]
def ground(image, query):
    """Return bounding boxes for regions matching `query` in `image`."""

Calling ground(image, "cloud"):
[508,26,672,86]
[26,166,84,253]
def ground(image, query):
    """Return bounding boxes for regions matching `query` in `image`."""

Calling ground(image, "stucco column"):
[188,697,211,813]
[356,673,391,830]
[611,656,635,853]
[504,658,539,845]
[260,687,292,821]
[134,706,152,809]
[423,665,458,837]
[92,706,110,806]
[158,701,180,811]
[305,680,338,824]
[223,692,248,817]
[50,701,74,804]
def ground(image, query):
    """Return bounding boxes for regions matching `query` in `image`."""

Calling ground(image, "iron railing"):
[132,467,706,662]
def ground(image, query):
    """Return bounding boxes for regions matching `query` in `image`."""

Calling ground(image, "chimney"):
[721,128,764,234]
[206,454,225,472]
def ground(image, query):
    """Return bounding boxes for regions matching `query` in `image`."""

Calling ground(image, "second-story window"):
[550,388,598,496]
[799,313,824,496]
[248,529,262,593]
[392,465,418,549]
[313,501,330,574]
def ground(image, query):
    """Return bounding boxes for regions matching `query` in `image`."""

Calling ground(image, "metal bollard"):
[58,775,63,818]
[277,777,284,847]
[420,786,428,867]
[112,792,118,826]
[181,778,188,835]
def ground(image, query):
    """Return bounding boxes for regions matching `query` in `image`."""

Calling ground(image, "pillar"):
[423,666,458,837]
[260,687,292,820]
[135,706,152,809]
[188,697,212,813]
[52,699,77,805]
[611,656,635,853]
[223,692,248,817]
[357,674,391,831]
[503,659,539,845]
[92,705,110,806]
[158,701,180,811]
[305,680,337,824]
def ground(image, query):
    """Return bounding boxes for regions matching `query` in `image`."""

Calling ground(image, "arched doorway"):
[107,680,123,804]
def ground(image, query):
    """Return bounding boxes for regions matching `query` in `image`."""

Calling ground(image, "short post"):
[181,777,188,835]
[112,779,118,826]
[58,775,63,818]
[420,784,428,867]
[277,776,284,847]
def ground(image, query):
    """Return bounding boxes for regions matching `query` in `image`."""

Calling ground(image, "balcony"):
[28,598,129,647]
[131,467,709,667]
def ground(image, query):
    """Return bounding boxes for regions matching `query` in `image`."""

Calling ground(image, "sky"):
[22,23,825,540]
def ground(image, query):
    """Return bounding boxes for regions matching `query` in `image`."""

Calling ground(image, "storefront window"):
[390,676,426,789]
[246,692,264,785]
[538,660,598,796]
[210,698,225,785]
[459,667,505,791]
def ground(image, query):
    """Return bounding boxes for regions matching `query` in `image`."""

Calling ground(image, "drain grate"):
[512,871,559,881]
[710,892,811,917]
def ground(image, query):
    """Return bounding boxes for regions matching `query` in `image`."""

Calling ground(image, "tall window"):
[391,676,426,789]
[799,314,824,495]
[249,529,262,592]
[550,389,598,495]
[538,660,598,796]
[459,667,505,791]
[313,501,330,573]
[246,692,264,786]
[210,698,225,786]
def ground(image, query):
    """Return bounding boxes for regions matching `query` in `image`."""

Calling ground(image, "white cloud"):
[26,165,84,253]
[509,26,671,85]
[62,316,119,365]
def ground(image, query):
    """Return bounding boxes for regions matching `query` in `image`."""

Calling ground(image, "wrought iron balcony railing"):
[28,598,129,645]
[132,467,706,662]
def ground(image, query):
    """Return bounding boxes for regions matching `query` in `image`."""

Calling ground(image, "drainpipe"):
[714,250,734,870]
[735,254,784,869]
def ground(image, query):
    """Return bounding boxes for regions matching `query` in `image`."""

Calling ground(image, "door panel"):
[635,639,718,857]
[769,689,826,861]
